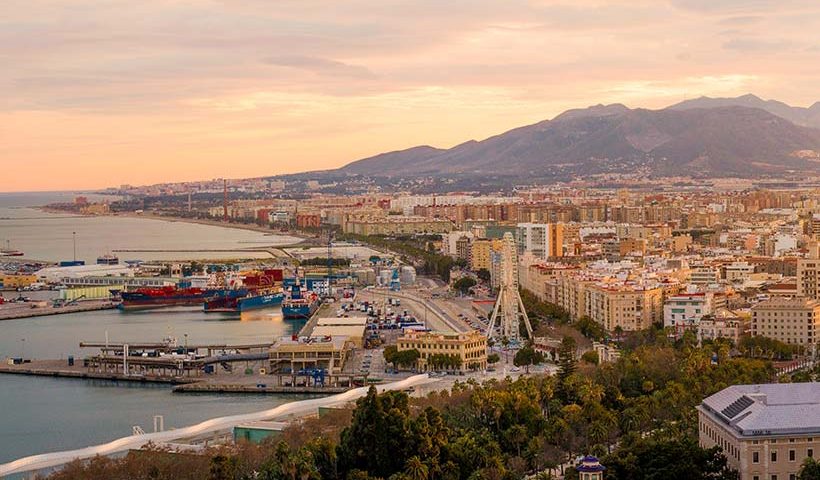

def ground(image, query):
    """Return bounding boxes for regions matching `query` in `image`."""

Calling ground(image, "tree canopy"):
[44,331,775,480]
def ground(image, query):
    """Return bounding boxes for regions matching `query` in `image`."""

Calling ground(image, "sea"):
[0,191,300,262]
[0,192,310,467]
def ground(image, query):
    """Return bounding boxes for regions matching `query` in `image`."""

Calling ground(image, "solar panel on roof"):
[722,395,755,419]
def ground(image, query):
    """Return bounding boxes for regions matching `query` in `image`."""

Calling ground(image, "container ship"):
[119,285,239,310]
[204,269,284,313]
[281,283,320,319]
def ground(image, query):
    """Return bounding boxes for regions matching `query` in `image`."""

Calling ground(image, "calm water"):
[0,306,306,465]
[0,192,310,467]
[0,191,299,262]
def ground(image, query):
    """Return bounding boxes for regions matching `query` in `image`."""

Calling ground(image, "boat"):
[97,254,119,265]
[203,269,285,313]
[1,241,23,256]
[119,285,241,310]
[204,290,284,313]
[281,283,320,319]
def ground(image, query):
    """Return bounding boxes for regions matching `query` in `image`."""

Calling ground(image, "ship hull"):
[119,288,242,310]
[118,296,209,310]
[204,292,284,313]
[282,302,319,319]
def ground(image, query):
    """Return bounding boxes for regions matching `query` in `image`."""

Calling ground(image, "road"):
[0,374,439,478]
[356,286,472,333]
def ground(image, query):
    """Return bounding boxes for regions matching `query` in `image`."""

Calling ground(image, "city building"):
[311,317,368,348]
[0,273,38,289]
[470,238,503,271]
[396,330,487,373]
[591,342,621,363]
[664,291,715,333]
[269,335,351,374]
[690,264,721,285]
[516,223,563,259]
[751,297,820,346]
[697,308,748,345]
[798,245,820,300]
[455,235,472,262]
[699,383,820,480]
[344,216,453,235]
[725,262,756,283]
[583,283,664,332]
[296,213,322,229]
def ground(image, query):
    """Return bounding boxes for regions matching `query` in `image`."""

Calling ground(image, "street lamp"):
[72,232,77,262]
[184,333,189,353]
[20,338,26,359]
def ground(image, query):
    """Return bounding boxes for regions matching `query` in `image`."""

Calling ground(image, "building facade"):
[664,292,715,332]
[397,330,488,373]
[699,383,820,480]
[583,284,664,332]
[751,297,820,346]
[516,223,563,259]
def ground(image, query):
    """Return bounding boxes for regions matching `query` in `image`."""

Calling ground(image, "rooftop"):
[751,296,820,309]
[700,383,820,437]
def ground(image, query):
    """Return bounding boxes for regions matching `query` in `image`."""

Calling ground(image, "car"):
[510,367,521,372]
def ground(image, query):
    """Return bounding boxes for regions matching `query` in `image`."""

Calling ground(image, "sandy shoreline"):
[39,207,312,241]
[118,211,311,239]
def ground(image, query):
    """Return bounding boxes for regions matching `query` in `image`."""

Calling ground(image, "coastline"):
[117,211,312,239]
[38,206,312,240]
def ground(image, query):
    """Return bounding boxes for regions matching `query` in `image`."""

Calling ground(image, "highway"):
[0,374,438,478]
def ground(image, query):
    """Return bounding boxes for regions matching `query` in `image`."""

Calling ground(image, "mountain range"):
[338,94,820,179]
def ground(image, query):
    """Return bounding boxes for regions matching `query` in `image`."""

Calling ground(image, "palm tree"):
[579,380,604,405]
[405,456,429,480]
[588,421,610,450]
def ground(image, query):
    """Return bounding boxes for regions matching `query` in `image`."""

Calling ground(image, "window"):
[754,452,760,463]
[809,448,814,458]
[772,451,778,462]
[790,449,796,461]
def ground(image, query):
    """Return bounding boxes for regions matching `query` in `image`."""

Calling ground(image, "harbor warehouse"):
[311,317,367,348]
[269,336,351,374]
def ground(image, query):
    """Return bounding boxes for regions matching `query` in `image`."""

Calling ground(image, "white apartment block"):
[516,223,563,259]
[664,292,714,331]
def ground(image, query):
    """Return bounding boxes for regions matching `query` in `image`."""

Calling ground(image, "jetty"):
[0,299,116,321]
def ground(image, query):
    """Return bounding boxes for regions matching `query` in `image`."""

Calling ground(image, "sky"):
[2,0,820,192]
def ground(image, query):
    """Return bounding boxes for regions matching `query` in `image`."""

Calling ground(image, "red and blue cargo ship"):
[203,269,285,313]
[118,285,242,310]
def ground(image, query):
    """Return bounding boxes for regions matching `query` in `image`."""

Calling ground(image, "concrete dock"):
[0,299,116,321]
[0,360,199,384]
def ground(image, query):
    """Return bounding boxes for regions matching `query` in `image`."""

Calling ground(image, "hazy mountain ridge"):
[669,93,820,129]
[339,95,820,178]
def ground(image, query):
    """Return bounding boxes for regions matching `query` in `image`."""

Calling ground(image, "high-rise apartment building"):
[516,223,563,259]
[798,242,820,299]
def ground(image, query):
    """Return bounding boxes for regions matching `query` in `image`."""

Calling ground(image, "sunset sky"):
[2,0,820,192]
